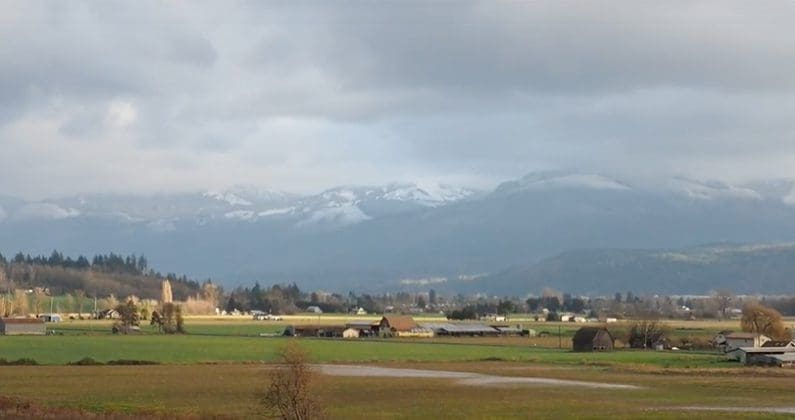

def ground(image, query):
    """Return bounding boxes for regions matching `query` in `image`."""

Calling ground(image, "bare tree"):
[627,319,669,349]
[741,302,791,341]
[113,298,140,334]
[32,287,46,316]
[712,289,735,319]
[262,343,324,420]
[151,302,185,334]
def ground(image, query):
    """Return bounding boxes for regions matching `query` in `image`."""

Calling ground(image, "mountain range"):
[4,171,795,295]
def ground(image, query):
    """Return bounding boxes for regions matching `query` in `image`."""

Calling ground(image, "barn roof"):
[572,327,611,344]
[1,318,45,324]
[346,321,379,329]
[420,322,498,334]
[381,316,418,331]
[737,346,795,354]
[762,340,795,348]
[291,324,346,331]
[725,332,766,339]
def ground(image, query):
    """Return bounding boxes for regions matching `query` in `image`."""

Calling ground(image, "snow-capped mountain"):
[494,170,632,195]
[661,177,763,201]
[5,171,795,294]
[0,182,477,228]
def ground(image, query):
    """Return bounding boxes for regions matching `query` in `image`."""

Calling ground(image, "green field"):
[0,317,789,418]
[0,334,729,368]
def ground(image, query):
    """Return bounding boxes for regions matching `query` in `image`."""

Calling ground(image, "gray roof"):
[420,323,499,333]
[737,346,795,354]
[495,326,523,333]
[769,353,795,362]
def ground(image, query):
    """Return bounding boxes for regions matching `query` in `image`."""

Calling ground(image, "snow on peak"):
[666,178,762,201]
[498,171,631,194]
[14,203,81,221]
[223,210,256,221]
[381,183,474,207]
[203,191,252,206]
[297,204,371,227]
[258,207,296,217]
[321,189,359,206]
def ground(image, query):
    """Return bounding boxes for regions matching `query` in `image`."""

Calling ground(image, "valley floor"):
[0,317,792,418]
[1,362,794,419]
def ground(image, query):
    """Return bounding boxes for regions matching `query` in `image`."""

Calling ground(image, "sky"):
[2,1,795,199]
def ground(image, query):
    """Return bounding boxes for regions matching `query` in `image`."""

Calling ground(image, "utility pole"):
[558,324,562,349]
[92,296,98,332]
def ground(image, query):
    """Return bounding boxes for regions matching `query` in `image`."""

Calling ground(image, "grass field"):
[0,362,792,419]
[0,333,729,368]
[0,316,789,418]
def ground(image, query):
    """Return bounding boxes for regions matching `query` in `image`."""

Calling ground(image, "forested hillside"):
[0,251,202,300]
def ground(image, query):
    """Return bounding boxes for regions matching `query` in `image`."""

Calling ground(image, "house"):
[572,327,614,352]
[714,332,771,352]
[96,309,120,320]
[0,318,46,335]
[762,340,795,348]
[378,316,433,338]
[355,307,367,315]
[306,306,323,314]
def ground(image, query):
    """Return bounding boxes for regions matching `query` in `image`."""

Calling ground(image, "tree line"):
[0,250,202,300]
[0,251,149,276]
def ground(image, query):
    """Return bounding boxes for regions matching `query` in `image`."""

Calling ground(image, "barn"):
[572,327,614,352]
[0,318,46,335]
[378,316,433,338]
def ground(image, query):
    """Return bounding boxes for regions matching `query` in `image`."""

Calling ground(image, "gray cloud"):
[1,1,795,198]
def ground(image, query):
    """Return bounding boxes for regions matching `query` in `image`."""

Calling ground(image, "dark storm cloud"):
[1,1,794,198]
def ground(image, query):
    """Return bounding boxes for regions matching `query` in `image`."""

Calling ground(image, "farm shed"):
[572,327,614,352]
[0,318,46,335]
[421,322,499,336]
[745,353,795,367]
[283,325,346,338]
[493,325,527,336]
[38,313,62,323]
[731,347,795,364]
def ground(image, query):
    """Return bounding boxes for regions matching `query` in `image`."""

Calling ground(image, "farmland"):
[0,316,793,418]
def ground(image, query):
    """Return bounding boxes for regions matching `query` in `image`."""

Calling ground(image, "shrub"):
[0,358,38,366]
[69,357,104,366]
[262,343,325,419]
[106,359,159,365]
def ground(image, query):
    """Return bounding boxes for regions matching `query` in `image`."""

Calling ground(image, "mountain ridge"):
[3,171,795,294]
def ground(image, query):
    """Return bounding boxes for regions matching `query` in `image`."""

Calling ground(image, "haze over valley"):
[4,171,795,294]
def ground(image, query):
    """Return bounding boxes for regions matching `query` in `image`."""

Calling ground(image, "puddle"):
[316,364,640,390]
